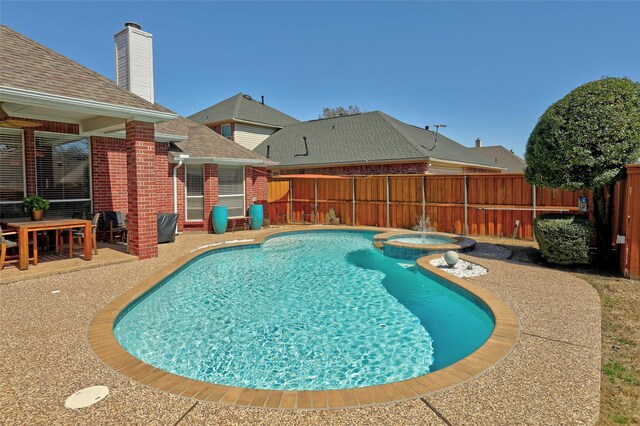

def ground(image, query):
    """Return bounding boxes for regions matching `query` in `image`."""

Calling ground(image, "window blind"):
[0,128,24,203]
[35,131,91,217]
[186,164,204,220]
[218,165,245,217]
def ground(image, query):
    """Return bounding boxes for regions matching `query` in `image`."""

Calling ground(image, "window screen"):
[0,128,25,218]
[218,165,245,217]
[186,164,204,220]
[35,131,91,217]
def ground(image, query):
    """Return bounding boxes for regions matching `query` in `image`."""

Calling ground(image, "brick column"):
[23,129,37,195]
[126,121,157,259]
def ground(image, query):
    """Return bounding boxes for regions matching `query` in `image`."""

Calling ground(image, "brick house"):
[0,24,272,259]
[188,93,299,151]
[254,111,505,175]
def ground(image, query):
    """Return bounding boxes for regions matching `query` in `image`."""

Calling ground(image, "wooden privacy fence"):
[267,173,595,241]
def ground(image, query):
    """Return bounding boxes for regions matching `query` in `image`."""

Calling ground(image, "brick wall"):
[125,121,158,259]
[155,142,174,213]
[245,166,268,208]
[91,136,129,213]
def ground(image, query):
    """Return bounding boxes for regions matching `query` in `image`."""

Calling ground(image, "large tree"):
[319,105,362,118]
[525,77,640,264]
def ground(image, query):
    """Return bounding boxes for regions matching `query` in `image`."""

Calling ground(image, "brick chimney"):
[114,22,154,103]
[475,137,482,148]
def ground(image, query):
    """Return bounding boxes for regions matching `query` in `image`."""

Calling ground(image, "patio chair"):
[1,224,19,271]
[274,203,288,225]
[100,211,127,243]
[302,203,316,224]
[64,212,100,256]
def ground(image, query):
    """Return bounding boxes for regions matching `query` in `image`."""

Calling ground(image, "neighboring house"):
[471,139,526,172]
[188,93,299,151]
[254,111,504,175]
[0,24,272,259]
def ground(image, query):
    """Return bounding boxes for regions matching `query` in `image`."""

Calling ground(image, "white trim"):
[48,198,92,203]
[102,130,188,143]
[172,156,277,166]
[430,157,505,170]
[0,86,177,123]
[21,129,26,199]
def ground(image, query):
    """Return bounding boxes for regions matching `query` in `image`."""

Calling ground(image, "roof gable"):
[472,146,527,172]
[254,111,500,169]
[188,93,299,127]
[158,117,268,162]
[0,25,165,113]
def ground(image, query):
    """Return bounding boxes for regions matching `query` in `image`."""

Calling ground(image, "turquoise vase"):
[212,206,228,234]
[249,204,263,230]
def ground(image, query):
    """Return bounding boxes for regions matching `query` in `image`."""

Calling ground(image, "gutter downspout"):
[173,160,183,234]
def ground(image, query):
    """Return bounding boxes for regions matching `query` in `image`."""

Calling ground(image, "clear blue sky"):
[2,1,639,157]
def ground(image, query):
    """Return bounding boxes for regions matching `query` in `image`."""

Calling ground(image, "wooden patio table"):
[0,217,92,270]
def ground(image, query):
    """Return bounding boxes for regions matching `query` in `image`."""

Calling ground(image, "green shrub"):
[534,214,593,265]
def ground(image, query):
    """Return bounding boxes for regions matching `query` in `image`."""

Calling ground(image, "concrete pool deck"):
[0,225,600,424]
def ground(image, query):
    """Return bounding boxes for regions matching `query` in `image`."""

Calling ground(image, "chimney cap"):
[125,22,142,30]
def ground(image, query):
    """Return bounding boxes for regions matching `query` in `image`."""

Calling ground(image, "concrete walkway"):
[0,226,600,425]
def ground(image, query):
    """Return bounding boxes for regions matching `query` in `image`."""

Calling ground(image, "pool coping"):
[87,227,519,410]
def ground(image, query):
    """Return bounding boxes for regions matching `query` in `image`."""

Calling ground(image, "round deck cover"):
[65,386,109,409]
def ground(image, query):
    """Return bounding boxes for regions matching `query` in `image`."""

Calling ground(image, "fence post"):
[464,175,468,235]
[352,176,356,226]
[386,175,390,228]
[314,177,318,224]
[532,184,537,241]
[421,175,426,219]
[289,178,293,224]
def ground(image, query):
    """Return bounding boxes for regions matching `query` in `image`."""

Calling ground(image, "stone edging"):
[87,227,519,410]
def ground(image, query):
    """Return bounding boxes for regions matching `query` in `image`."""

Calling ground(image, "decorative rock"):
[444,250,459,266]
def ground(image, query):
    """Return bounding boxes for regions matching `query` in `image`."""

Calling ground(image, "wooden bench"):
[228,216,251,232]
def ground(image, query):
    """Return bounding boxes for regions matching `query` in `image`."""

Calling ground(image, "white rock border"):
[429,256,487,278]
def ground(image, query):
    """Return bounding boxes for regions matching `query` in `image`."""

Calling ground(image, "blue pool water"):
[114,231,493,391]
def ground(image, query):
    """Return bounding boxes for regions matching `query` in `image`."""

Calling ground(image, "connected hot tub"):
[374,231,476,260]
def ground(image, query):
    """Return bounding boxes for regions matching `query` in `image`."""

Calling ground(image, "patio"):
[0,226,600,424]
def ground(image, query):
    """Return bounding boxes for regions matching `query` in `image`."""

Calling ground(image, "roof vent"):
[243,94,253,101]
[125,22,142,30]
[475,137,482,148]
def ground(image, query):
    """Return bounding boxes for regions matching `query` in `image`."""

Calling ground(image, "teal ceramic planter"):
[212,206,228,234]
[249,204,263,230]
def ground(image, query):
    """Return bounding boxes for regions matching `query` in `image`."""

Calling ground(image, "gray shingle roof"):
[188,93,299,128]
[472,146,527,172]
[159,117,269,162]
[254,111,500,169]
[0,25,165,112]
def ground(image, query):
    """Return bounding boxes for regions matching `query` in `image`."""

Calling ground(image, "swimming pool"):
[114,231,494,391]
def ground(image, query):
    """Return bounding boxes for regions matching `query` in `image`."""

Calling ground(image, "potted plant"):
[326,208,341,225]
[22,195,50,221]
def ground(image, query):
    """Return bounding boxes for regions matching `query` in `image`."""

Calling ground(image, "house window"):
[218,165,245,218]
[221,124,231,139]
[0,128,26,218]
[185,164,204,221]
[35,132,91,217]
